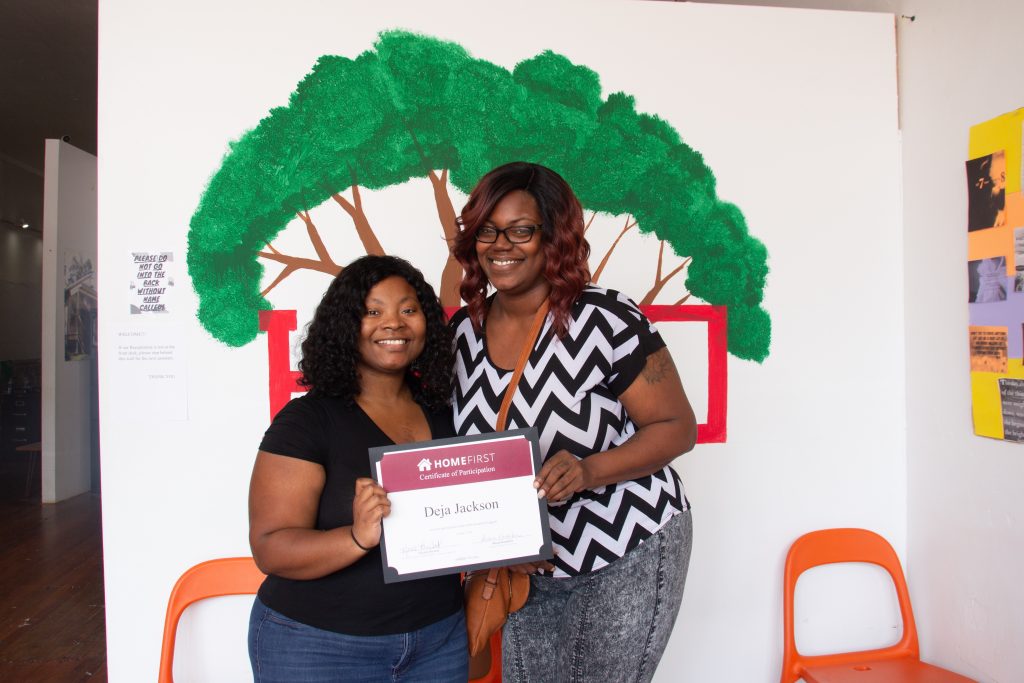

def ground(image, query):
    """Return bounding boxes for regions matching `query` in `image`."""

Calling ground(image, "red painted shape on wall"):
[643,305,727,444]
[263,304,727,441]
[259,309,303,419]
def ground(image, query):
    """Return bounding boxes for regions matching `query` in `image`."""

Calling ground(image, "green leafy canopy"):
[187,30,771,361]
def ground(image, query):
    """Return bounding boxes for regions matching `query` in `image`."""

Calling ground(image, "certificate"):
[370,428,553,583]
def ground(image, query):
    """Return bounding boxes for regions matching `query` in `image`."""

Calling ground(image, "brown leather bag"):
[464,566,530,656]
[463,299,550,658]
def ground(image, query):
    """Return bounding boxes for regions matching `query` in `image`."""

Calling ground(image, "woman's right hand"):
[250,450,370,579]
[351,478,390,549]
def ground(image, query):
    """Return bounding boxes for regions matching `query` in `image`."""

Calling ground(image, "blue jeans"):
[503,510,692,683]
[249,599,468,682]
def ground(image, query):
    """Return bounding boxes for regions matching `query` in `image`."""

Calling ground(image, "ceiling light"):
[21,222,29,229]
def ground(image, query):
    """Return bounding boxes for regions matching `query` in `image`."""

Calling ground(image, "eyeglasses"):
[475,224,542,244]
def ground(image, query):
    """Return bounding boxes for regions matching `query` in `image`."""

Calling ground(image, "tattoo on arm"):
[641,348,673,384]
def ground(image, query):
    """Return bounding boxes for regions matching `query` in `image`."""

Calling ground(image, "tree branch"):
[331,168,385,256]
[640,250,692,306]
[407,128,431,175]
[255,204,351,296]
[592,215,636,283]
[400,126,464,304]
[296,210,335,267]
[260,264,297,298]
[257,245,343,297]
[427,167,463,307]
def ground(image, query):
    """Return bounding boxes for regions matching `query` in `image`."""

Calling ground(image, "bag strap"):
[474,567,515,612]
[480,567,500,600]
[468,302,547,595]
[495,299,550,431]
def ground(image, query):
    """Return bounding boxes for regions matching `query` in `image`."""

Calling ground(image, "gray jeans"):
[502,510,693,683]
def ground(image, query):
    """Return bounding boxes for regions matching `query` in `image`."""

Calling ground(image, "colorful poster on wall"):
[968,107,1024,439]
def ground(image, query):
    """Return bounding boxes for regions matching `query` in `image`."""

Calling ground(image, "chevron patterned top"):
[452,286,689,577]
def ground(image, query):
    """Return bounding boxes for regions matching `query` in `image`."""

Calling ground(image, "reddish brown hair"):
[453,162,591,337]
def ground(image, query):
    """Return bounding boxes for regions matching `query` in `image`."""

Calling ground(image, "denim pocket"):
[260,605,307,630]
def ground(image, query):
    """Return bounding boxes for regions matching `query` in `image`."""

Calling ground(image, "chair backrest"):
[468,630,503,683]
[158,557,266,683]
[780,528,920,683]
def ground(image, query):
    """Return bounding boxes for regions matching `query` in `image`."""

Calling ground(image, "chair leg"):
[23,452,40,499]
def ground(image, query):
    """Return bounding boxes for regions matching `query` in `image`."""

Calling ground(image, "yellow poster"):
[968,108,1024,439]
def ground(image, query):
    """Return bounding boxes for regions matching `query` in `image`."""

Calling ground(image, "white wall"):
[41,139,96,502]
[897,2,1024,680]
[699,0,1024,679]
[98,2,904,680]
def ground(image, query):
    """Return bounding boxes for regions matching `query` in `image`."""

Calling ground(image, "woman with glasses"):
[450,162,698,682]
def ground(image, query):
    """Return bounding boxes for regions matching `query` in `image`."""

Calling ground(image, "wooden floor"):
[0,471,106,682]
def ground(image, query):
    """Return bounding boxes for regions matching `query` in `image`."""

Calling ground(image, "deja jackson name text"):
[424,499,500,519]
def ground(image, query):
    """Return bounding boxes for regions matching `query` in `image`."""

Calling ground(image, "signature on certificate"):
[400,540,441,554]
[478,531,530,545]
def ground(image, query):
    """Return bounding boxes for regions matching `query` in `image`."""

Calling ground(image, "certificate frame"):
[370,427,553,583]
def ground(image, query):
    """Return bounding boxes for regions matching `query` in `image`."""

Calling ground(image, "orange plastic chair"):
[158,557,266,683]
[468,630,504,683]
[159,557,501,682]
[781,529,976,683]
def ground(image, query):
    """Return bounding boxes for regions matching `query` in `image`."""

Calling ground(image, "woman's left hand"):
[534,348,697,501]
[506,559,557,574]
[535,450,591,503]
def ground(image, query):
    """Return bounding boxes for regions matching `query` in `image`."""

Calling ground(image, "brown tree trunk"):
[428,168,463,307]
[332,179,385,256]
[639,243,690,305]
[591,216,636,283]
[405,128,463,306]
[258,211,343,297]
[296,210,339,269]
[258,244,343,297]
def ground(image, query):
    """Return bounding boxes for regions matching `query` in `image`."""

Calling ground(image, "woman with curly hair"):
[451,162,697,683]
[247,255,466,682]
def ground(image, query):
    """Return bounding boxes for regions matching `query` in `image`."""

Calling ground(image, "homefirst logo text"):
[418,451,497,481]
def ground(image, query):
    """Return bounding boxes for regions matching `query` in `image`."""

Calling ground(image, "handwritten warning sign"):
[130,251,174,314]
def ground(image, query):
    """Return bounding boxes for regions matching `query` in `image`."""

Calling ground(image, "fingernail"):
[537,489,546,499]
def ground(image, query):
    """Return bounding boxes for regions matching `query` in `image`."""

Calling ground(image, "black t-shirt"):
[256,393,462,636]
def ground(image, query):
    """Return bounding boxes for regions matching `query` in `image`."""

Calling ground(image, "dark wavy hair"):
[298,255,453,409]
[452,162,591,337]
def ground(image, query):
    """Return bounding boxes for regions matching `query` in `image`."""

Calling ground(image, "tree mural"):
[188,30,771,361]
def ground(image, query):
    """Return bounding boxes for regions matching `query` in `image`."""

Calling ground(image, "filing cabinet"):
[2,389,41,458]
